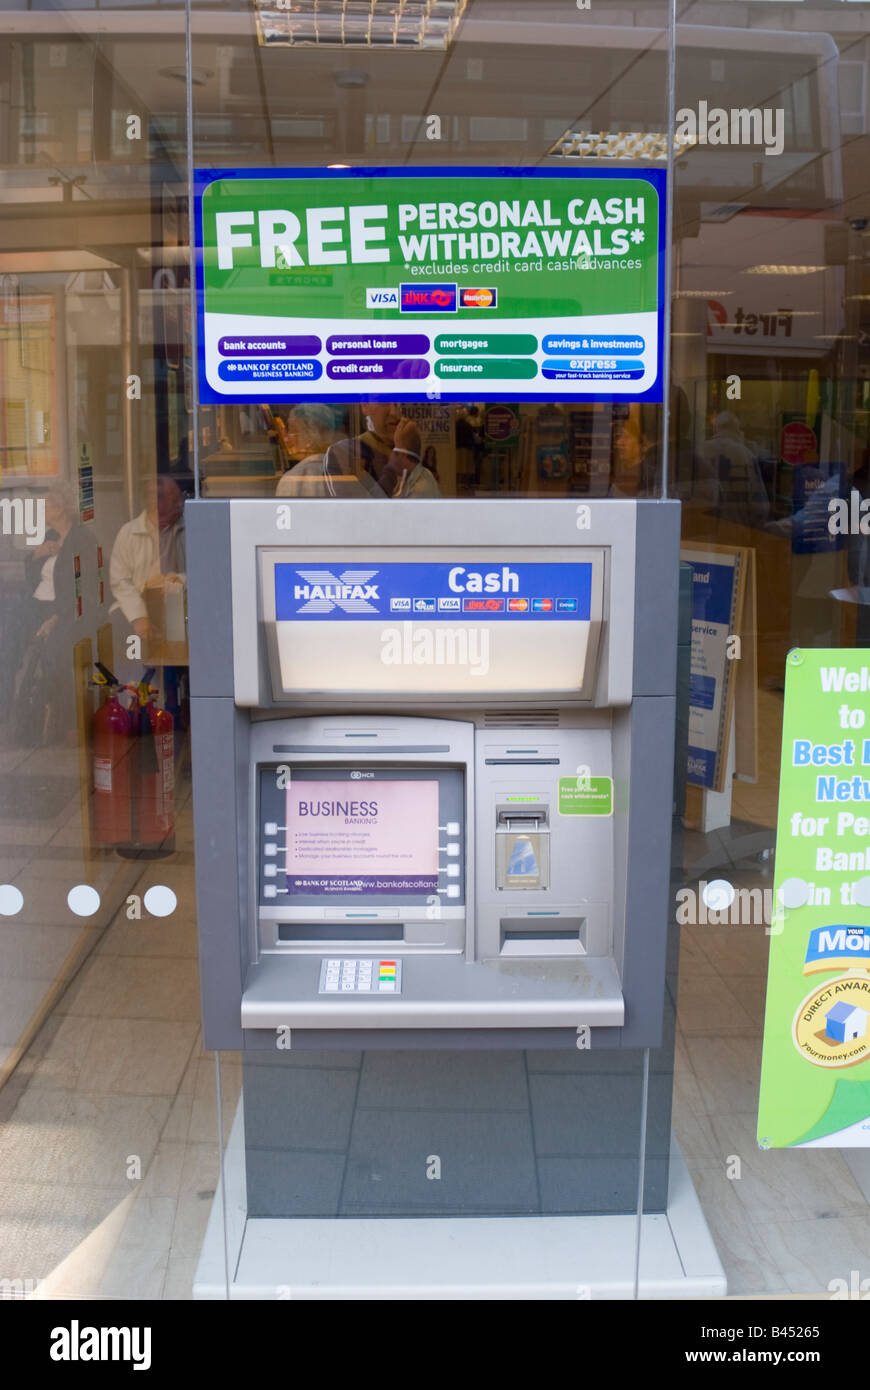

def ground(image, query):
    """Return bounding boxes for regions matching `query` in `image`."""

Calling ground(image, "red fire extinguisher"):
[91,663,133,846]
[127,672,175,856]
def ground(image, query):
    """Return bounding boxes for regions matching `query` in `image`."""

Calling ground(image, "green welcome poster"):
[758,649,870,1148]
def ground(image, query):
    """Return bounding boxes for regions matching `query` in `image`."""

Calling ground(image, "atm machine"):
[187,497,725,1298]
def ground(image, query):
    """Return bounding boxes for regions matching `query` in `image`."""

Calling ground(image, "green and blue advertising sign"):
[194,166,665,404]
[758,650,870,1149]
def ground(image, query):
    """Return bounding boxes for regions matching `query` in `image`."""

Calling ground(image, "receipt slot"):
[186,499,681,1048]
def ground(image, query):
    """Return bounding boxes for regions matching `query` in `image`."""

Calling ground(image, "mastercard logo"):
[460,287,497,308]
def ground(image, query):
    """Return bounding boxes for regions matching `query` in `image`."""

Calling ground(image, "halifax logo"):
[293,569,380,614]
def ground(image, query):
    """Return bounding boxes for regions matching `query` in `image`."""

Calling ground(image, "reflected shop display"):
[1,0,870,1309]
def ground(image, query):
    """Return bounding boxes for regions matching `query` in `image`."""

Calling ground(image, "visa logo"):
[400,283,457,313]
[366,288,400,308]
[390,597,411,612]
[438,597,461,611]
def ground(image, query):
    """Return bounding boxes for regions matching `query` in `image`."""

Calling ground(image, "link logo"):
[292,569,380,614]
[400,283,457,312]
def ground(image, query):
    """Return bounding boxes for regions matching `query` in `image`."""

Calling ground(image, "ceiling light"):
[674,290,733,298]
[255,0,469,50]
[0,251,121,273]
[136,246,190,266]
[743,265,825,275]
[548,129,696,162]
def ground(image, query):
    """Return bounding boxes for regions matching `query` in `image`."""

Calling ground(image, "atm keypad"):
[318,958,403,994]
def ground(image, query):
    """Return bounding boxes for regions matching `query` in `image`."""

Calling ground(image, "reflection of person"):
[701,411,769,527]
[3,481,97,739]
[356,404,440,496]
[276,405,351,497]
[282,401,441,499]
[342,401,426,497]
[109,475,185,644]
[609,418,649,497]
[640,389,719,506]
[393,443,441,498]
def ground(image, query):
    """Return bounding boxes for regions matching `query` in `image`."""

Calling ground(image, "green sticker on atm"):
[558,777,613,816]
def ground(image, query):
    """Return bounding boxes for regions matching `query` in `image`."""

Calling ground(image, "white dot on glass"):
[702,878,735,912]
[778,877,809,910]
[853,877,870,908]
[0,885,24,916]
[67,884,101,917]
[144,885,177,918]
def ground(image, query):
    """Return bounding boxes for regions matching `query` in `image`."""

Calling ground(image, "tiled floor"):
[0,686,868,1298]
[0,753,236,1300]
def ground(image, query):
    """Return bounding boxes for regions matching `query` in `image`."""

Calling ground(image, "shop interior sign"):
[681,545,756,792]
[758,649,870,1148]
[195,166,665,404]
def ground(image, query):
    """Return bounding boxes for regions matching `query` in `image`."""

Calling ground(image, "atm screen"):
[258,766,465,907]
[287,778,438,897]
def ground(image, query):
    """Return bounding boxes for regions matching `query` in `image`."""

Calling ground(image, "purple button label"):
[326,359,430,380]
[218,335,322,356]
[327,334,430,356]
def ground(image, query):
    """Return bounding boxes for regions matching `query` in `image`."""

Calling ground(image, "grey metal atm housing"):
[187,499,680,1053]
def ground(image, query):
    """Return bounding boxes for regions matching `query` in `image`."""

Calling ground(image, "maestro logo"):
[460,287,497,309]
[292,568,380,614]
[400,283,457,313]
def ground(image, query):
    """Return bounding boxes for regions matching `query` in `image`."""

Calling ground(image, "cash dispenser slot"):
[277,923,404,942]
